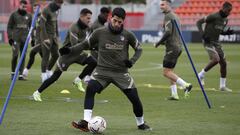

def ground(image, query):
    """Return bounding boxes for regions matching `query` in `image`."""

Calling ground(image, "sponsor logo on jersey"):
[105,43,124,50]
[120,36,125,41]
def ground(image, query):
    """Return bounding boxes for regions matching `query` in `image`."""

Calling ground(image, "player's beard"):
[77,18,88,29]
[98,14,107,25]
[18,9,27,16]
[108,23,123,34]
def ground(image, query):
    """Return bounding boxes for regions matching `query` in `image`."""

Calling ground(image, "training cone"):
[60,89,70,94]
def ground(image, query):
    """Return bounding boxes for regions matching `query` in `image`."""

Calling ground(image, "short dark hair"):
[33,3,40,7]
[80,8,92,16]
[100,7,110,14]
[112,7,126,20]
[54,0,64,4]
[162,0,172,3]
[20,0,27,4]
[223,1,232,9]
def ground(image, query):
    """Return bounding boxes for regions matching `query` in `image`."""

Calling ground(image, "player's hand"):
[8,39,14,46]
[59,46,71,56]
[43,39,50,44]
[154,42,161,48]
[202,34,210,44]
[123,59,133,68]
[222,28,234,35]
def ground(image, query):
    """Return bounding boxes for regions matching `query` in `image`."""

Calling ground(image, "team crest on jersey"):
[25,16,29,20]
[62,63,65,68]
[120,36,125,41]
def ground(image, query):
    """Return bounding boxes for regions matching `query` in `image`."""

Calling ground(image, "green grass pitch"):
[0,43,240,135]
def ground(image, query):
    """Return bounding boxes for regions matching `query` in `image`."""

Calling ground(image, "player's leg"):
[72,79,105,132]
[113,72,151,130]
[23,44,41,78]
[73,55,97,92]
[217,47,232,92]
[47,38,59,78]
[18,41,27,80]
[32,67,63,101]
[167,80,179,100]
[11,41,19,80]
[198,45,220,85]
[41,42,51,82]
[163,50,192,97]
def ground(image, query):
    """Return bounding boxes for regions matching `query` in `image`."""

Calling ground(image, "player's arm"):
[221,27,234,35]
[196,14,216,36]
[221,21,234,35]
[7,13,15,45]
[69,25,79,46]
[196,17,205,36]
[127,32,142,67]
[60,31,98,56]
[155,20,172,48]
[39,9,50,44]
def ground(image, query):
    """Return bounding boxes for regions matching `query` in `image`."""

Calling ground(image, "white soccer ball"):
[88,116,107,134]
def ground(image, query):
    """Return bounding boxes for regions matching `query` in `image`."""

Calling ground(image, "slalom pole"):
[0,6,40,125]
[172,19,211,109]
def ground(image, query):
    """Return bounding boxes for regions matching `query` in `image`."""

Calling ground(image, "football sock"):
[84,109,92,122]
[198,69,206,78]
[170,84,178,96]
[176,78,188,87]
[220,77,226,88]
[135,116,144,126]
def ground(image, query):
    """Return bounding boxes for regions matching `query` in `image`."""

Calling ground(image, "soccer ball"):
[88,116,107,134]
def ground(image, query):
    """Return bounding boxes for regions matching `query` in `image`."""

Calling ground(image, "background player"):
[154,0,192,100]
[32,8,97,101]
[197,1,234,92]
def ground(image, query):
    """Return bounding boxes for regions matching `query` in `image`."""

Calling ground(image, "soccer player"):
[90,7,111,59]
[154,0,192,100]
[82,7,111,83]
[62,7,151,131]
[22,3,42,78]
[7,0,32,80]
[39,0,63,82]
[32,8,97,101]
[196,2,234,92]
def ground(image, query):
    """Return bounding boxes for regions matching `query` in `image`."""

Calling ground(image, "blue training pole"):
[172,19,211,109]
[0,6,40,125]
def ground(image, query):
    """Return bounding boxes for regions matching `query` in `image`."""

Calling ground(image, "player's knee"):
[12,52,19,58]
[163,69,171,78]
[211,55,220,64]
[220,59,227,67]
[53,53,59,59]
[86,80,103,95]
[86,56,97,67]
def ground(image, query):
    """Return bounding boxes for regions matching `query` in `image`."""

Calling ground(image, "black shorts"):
[163,49,182,69]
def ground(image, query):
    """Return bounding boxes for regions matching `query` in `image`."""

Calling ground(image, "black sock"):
[79,56,97,79]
